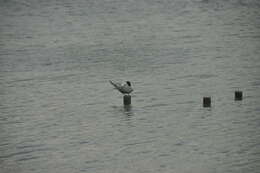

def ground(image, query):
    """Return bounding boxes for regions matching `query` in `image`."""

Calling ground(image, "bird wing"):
[110,80,123,92]
[110,80,133,94]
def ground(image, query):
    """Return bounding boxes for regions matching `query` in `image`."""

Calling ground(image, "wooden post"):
[235,91,243,101]
[203,97,211,107]
[123,95,131,105]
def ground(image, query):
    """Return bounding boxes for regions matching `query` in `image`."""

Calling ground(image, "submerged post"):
[235,91,243,101]
[203,97,211,107]
[123,95,131,105]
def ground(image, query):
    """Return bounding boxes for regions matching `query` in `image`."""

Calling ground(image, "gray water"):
[1,0,260,172]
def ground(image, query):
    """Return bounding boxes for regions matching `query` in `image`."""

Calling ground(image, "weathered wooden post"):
[123,95,131,105]
[235,91,243,101]
[203,97,211,107]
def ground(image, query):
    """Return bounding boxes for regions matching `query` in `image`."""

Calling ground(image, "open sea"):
[0,0,260,172]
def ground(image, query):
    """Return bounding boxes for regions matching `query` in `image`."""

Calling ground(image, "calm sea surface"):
[1,0,260,172]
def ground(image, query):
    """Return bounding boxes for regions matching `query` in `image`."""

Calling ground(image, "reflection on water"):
[123,105,134,116]
[111,104,134,118]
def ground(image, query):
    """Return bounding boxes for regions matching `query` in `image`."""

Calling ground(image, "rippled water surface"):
[1,0,260,172]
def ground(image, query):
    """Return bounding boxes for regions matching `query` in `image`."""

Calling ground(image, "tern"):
[109,80,133,95]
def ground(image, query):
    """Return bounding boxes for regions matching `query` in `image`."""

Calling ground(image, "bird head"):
[126,81,131,86]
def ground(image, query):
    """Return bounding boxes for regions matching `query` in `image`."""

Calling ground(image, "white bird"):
[109,80,133,95]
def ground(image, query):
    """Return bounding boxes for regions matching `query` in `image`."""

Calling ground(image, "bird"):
[109,80,133,95]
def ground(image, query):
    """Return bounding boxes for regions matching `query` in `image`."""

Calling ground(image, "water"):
[1,0,260,172]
